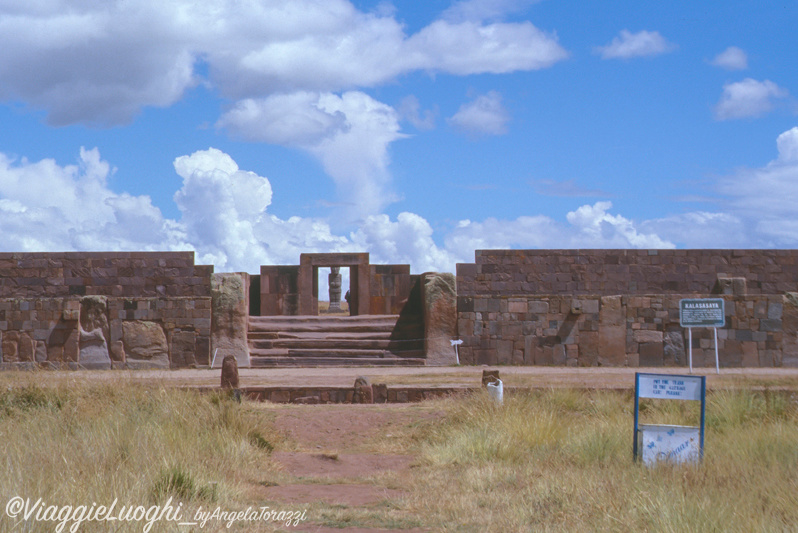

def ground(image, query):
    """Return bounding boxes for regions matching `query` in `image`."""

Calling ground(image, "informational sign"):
[679,298,725,328]
[633,373,706,465]
[636,374,703,401]
[637,425,701,466]
[679,298,724,373]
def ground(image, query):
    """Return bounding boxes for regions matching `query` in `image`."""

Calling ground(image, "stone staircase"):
[247,315,426,367]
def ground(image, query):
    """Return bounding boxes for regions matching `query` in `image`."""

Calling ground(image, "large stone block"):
[578,331,599,366]
[211,273,250,368]
[122,321,170,369]
[633,330,663,344]
[598,296,625,365]
[422,273,458,366]
[782,293,798,367]
[170,329,197,368]
[663,329,686,366]
[638,342,664,367]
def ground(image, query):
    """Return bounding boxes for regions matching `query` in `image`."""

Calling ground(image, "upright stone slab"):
[211,273,251,368]
[122,321,170,369]
[78,296,112,370]
[221,354,240,389]
[782,293,798,367]
[422,272,458,365]
[352,376,374,404]
[598,295,626,366]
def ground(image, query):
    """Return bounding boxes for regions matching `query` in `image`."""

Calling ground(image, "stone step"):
[249,314,400,327]
[247,314,425,367]
[248,330,397,341]
[249,337,423,351]
[249,347,425,358]
[250,356,426,367]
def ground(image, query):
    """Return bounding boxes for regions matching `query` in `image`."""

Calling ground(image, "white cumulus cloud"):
[711,46,748,70]
[218,91,405,219]
[0,0,567,126]
[448,91,510,136]
[0,147,682,278]
[595,30,675,59]
[714,78,789,120]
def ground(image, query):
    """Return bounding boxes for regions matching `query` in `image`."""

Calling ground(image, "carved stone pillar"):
[328,267,342,311]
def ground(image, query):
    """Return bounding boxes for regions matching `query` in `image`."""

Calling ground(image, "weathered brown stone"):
[2,331,18,363]
[783,293,798,367]
[663,329,686,366]
[110,340,125,363]
[352,376,373,404]
[578,331,599,366]
[422,273,458,366]
[481,369,500,387]
[599,296,625,366]
[169,329,197,368]
[18,332,34,362]
[221,354,239,389]
[741,341,759,367]
[122,321,170,369]
[211,273,250,368]
[634,330,664,344]
[639,342,664,367]
[373,383,388,404]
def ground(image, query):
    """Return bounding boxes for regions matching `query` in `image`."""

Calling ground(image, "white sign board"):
[637,424,701,465]
[633,373,706,465]
[636,374,703,401]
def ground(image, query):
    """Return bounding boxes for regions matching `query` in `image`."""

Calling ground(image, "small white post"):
[713,327,720,375]
[688,328,693,374]
[450,339,463,365]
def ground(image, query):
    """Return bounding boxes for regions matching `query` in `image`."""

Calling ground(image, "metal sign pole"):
[713,327,719,374]
[688,328,693,374]
[633,373,641,462]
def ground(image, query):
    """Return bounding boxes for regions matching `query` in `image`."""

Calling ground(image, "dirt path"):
[245,403,441,532]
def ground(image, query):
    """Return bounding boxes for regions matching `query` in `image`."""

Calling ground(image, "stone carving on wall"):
[78,296,112,369]
[122,321,170,369]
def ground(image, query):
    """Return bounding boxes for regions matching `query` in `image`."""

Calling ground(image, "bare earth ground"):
[4,366,798,532]
[245,402,442,532]
[7,365,798,390]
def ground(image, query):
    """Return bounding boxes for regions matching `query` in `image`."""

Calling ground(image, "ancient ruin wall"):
[457,249,798,297]
[456,250,798,368]
[0,252,213,369]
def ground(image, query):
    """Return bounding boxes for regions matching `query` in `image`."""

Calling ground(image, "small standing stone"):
[482,369,500,387]
[221,354,239,389]
[353,376,374,404]
[373,383,388,404]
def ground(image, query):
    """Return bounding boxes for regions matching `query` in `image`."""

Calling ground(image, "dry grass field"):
[0,372,797,532]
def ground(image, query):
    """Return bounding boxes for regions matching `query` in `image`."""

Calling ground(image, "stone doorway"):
[299,253,369,316]
[318,266,351,316]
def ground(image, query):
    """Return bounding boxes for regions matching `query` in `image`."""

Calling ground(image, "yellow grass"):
[0,374,796,532]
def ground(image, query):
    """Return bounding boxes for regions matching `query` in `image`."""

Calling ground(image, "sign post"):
[679,298,724,374]
[633,372,706,465]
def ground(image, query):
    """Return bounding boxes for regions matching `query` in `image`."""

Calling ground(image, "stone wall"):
[259,266,299,316]
[369,264,412,315]
[0,252,212,369]
[259,255,416,316]
[457,249,798,297]
[456,249,798,368]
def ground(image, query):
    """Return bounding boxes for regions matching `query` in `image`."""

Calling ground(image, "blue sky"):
[0,0,796,276]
